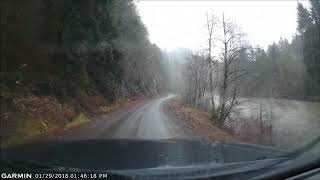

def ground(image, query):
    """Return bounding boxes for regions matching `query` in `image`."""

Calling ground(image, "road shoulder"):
[165,97,236,143]
[33,97,157,142]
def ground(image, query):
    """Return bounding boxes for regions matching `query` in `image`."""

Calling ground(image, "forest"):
[1,0,169,144]
[1,0,168,100]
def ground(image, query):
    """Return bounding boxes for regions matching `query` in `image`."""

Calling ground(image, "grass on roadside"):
[2,114,89,148]
[64,113,90,129]
[99,98,132,113]
[2,118,59,147]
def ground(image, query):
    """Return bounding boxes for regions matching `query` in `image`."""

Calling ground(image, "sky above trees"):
[136,0,310,51]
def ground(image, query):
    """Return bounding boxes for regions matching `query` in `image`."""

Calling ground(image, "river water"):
[204,94,320,149]
[235,98,320,149]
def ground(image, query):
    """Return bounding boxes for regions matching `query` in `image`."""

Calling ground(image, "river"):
[235,98,320,149]
[205,95,320,149]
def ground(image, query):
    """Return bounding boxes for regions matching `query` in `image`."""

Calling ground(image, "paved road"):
[56,95,190,140]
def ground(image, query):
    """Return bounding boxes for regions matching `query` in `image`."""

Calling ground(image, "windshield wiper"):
[251,156,320,180]
[248,136,320,180]
[291,136,320,155]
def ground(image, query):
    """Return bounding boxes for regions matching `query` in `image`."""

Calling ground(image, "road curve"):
[57,95,190,141]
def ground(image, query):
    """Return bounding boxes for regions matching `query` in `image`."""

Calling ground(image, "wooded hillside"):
[0,0,168,145]
[1,0,168,100]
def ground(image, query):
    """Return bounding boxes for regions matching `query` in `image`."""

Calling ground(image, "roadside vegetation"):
[167,97,235,143]
[1,91,148,147]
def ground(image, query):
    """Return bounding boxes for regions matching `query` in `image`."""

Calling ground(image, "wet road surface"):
[57,95,191,140]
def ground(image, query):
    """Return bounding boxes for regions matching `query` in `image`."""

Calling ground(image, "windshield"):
[1,0,319,175]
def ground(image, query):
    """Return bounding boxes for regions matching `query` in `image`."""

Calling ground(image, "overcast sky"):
[136,0,309,51]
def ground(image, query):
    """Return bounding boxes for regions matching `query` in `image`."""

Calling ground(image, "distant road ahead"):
[56,95,191,140]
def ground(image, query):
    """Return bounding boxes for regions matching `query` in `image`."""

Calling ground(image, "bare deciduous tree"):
[211,13,247,128]
[206,13,217,111]
[183,13,248,128]
[183,52,209,108]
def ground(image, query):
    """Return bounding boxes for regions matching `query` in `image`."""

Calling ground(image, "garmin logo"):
[1,173,32,179]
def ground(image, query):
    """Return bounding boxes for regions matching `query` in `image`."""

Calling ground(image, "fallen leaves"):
[167,97,235,143]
